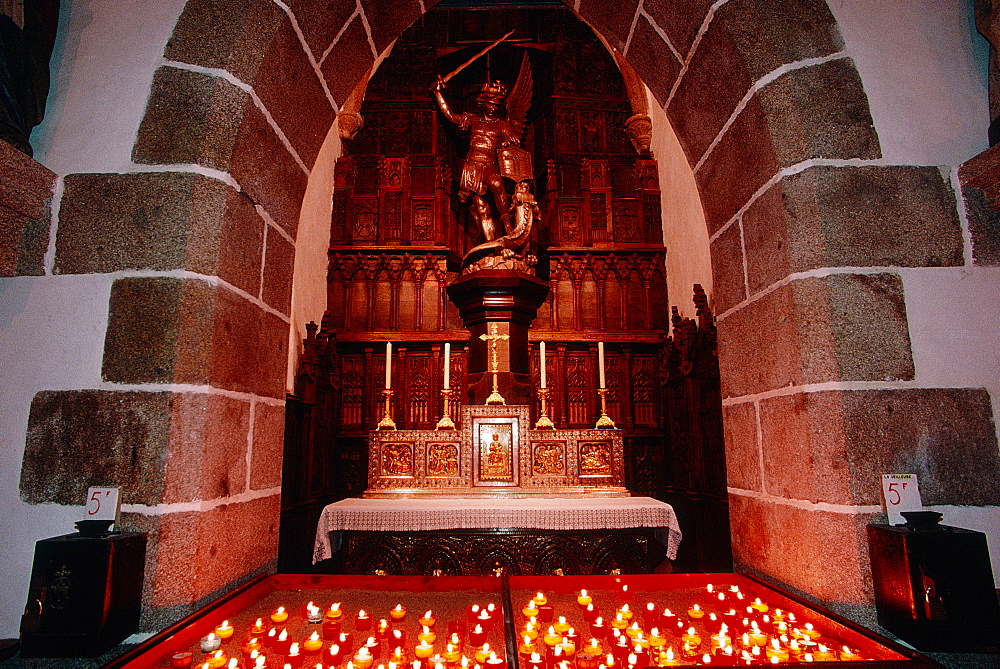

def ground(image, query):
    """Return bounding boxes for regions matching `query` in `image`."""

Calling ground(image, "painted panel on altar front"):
[426,442,461,478]
[473,418,518,486]
[532,441,566,477]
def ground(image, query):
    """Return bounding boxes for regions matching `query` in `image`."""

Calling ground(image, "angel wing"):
[505,51,533,136]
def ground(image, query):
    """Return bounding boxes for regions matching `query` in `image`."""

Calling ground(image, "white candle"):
[444,342,451,390]
[598,341,606,388]
[540,341,546,389]
[385,342,392,389]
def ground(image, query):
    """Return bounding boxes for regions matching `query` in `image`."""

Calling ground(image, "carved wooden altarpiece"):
[366,405,626,497]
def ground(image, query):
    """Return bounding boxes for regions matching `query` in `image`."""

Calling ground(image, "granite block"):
[57,173,264,295]
[756,59,880,167]
[624,15,683,108]
[21,390,172,506]
[262,226,295,314]
[578,0,640,52]
[133,66,248,171]
[743,166,964,292]
[319,14,377,106]
[165,0,285,84]
[230,101,309,238]
[722,401,761,492]
[709,219,747,315]
[642,0,713,57]
[250,401,286,490]
[958,143,1000,265]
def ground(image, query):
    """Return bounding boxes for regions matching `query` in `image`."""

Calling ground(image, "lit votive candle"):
[415,642,434,659]
[582,603,599,622]
[392,629,406,647]
[618,604,632,620]
[306,603,323,624]
[610,614,628,631]
[554,616,571,634]
[377,619,392,639]
[522,621,538,640]
[584,638,603,656]
[750,598,768,613]
[201,633,223,653]
[543,626,561,647]
[354,647,374,669]
[444,643,462,663]
[680,627,701,649]
[578,590,593,607]
[364,635,381,659]
[356,610,372,631]
[625,622,642,640]
[533,592,547,605]
[420,611,436,627]
[324,618,342,639]
[271,606,289,624]
[390,604,407,621]
[303,631,323,653]
[468,624,486,647]
[286,642,302,662]
[250,618,267,635]
[590,617,608,638]
[802,623,821,640]
[206,650,228,668]
[658,647,680,666]
[522,601,539,618]
[242,637,262,655]
[765,642,789,663]
[467,605,482,622]
[814,644,836,662]
[327,644,343,664]
[687,604,705,619]
[338,632,355,653]
[419,626,438,644]
[519,635,537,657]
[648,629,665,649]
[474,644,492,663]
[326,603,344,620]
[484,651,505,669]
[558,638,576,657]
[525,652,544,669]
[214,621,234,641]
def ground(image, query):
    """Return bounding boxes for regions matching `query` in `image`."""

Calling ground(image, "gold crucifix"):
[480,321,509,405]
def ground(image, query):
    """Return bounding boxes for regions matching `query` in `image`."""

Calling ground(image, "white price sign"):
[85,486,120,522]
[880,474,922,525]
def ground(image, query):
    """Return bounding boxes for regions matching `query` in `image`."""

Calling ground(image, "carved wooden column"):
[447,270,549,406]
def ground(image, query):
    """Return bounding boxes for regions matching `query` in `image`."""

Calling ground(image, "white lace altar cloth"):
[313,496,681,564]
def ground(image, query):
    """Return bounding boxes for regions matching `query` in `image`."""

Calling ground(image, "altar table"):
[313,496,681,566]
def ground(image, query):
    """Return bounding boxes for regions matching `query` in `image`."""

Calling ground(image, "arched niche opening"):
[281,2,726,580]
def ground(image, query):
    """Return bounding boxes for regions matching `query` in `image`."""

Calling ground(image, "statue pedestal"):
[446,270,549,406]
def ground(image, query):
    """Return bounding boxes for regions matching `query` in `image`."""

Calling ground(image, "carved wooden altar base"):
[365,405,627,497]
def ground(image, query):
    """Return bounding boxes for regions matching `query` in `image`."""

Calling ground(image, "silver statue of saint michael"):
[433,35,536,270]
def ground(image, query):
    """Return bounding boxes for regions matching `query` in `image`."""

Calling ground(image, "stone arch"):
[20,0,997,630]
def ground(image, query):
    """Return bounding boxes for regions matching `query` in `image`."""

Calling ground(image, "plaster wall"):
[830,1,1000,577]
[0,0,186,638]
[827,0,990,166]
[287,122,340,391]
[0,275,115,636]
[647,87,713,318]
[31,0,188,173]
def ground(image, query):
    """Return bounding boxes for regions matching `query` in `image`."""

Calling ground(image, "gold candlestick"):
[435,388,456,430]
[377,388,396,430]
[535,387,555,429]
[595,387,616,429]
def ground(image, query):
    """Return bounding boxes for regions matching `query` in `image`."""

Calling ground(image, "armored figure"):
[433,47,536,270]
[433,78,520,242]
